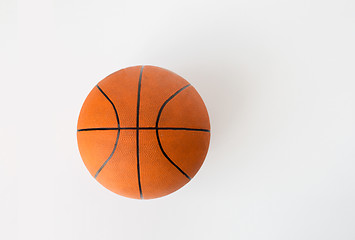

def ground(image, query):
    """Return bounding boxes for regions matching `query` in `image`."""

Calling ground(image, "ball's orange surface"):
[77,66,210,199]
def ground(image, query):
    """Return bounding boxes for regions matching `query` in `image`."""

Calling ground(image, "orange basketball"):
[77,65,210,199]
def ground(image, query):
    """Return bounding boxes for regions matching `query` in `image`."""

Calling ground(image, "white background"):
[1,0,355,239]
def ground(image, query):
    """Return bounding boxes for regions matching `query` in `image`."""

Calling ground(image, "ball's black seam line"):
[155,127,210,132]
[78,127,119,131]
[94,85,121,179]
[156,84,192,180]
[136,66,144,199]
[77,127,210,132]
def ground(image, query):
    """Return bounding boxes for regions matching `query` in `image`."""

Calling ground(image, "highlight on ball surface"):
[77,65,210,199]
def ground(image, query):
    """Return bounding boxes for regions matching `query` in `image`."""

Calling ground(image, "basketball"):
[77,65,210,199]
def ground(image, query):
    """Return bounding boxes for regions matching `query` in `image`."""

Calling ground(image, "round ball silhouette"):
[77,65,210,199]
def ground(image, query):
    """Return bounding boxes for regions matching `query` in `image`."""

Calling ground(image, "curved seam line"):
[155,84,192,180]
[136,66,144,199]
[94,85,120,179]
